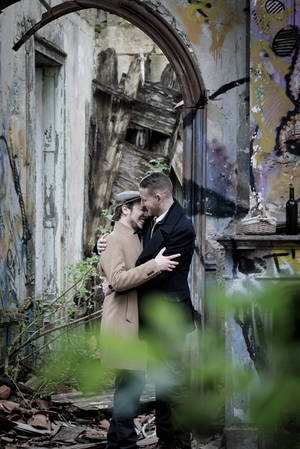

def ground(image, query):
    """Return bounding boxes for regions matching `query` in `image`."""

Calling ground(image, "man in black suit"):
[137,172,195,330]
[136,172,195,449]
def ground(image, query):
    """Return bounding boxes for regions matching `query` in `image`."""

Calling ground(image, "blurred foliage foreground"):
[37,282,300,448]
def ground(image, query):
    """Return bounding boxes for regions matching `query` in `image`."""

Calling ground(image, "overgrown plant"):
[89,208,113,250]
[146,157,169,174]
[5,208,114,380]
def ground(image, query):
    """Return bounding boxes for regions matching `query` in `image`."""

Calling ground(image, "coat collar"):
[145,199,184,237]
[156,199,185,231]
[113,221,136,236]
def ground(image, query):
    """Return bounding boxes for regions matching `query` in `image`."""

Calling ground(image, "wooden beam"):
[93,79,181,136]
[130,103,177,136]
[92,79,134,105]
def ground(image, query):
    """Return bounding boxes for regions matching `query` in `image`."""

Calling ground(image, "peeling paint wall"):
[0,1,33,311]
[0,2,99,352]
[250,0,300,222]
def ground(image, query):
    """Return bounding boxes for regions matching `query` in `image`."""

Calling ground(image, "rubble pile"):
[0,378,223,449]
[0,377,158,449]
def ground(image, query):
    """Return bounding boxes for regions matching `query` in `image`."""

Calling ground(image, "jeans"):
[107,370,145,449]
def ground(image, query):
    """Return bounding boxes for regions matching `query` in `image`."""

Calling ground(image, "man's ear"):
[155,193,162,202]
[121,204,129,216]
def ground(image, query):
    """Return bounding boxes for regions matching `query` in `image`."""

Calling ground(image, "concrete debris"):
[0,385,12,399]
[27,412,52,430]
[0,376,223,449]
[0,399,19,413]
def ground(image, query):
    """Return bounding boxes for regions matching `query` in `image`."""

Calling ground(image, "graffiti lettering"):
[263,252,290,273]
[209,77,250,100]
[186,0,224,23]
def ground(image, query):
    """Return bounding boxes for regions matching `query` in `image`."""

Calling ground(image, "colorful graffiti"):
[250,0,300,216]
[176,0,237,59]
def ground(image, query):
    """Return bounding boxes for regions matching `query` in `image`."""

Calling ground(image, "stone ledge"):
[217,234,300,250]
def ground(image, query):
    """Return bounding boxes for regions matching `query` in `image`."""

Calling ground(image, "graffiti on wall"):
[235,248,300,276]
[250,0,300,213]
[271,248,300,274]
[0,135,28,310]
[176,0,238,59]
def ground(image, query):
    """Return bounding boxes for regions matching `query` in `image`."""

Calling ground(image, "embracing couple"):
[98,172,195,449]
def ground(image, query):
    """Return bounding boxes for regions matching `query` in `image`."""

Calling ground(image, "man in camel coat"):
[99,190,180,449]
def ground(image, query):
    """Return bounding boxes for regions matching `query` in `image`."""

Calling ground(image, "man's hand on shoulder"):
[97,233,109,255]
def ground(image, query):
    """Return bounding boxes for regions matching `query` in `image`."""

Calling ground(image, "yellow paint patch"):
[185,0,224,23]
[176,0,236,57]
[276,249,300,274]
[208,21,232,59]
[177,6,204,44]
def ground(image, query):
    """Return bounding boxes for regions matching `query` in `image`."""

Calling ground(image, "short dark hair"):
[139,172,173,198]
[114,199,139,221]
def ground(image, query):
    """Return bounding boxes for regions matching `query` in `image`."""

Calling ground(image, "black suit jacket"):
[136,200,195,330]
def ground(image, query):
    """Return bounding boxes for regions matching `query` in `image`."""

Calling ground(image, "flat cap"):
[114,190,140,209]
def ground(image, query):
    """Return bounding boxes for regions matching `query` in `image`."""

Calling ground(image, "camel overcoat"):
[99,221,161,370]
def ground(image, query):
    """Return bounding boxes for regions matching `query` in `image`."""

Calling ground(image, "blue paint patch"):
[0,138,5,191]
[21,241,27,260]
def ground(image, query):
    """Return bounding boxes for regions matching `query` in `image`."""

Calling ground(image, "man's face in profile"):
[127,201,146,230]
[139,187,160,217]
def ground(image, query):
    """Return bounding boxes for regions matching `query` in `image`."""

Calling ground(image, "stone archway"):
[10,1,205,107]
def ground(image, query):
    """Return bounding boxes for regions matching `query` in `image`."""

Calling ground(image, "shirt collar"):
[154,210,168,224]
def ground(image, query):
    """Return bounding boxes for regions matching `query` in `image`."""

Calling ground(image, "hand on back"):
[154,247,180,272]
